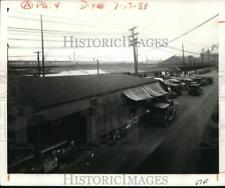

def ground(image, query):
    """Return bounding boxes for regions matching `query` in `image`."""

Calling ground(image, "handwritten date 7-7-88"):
[80,0,149,10]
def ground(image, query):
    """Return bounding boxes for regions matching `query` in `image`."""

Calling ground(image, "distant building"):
[161,54,218,66]
[159,54,218,73]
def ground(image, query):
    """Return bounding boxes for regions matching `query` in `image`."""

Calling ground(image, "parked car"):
[169,77,187,90]
[200,76,213,85]
[191,77,206,86]
[188,83,203,96]
[167,82,182,96]
[147,100,177,126]
[181,78,194,86]
[168,78,181,84]
[155,79,177,99]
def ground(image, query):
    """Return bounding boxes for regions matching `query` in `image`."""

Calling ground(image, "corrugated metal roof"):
[9,74,157,110]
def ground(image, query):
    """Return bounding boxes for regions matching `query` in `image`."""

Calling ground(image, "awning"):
[123,86,153,101]
[123,82,168,101]
[143,82,168,97]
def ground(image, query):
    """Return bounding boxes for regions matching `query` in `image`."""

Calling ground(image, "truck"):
[188,83,203,96]
[146,100,177,126]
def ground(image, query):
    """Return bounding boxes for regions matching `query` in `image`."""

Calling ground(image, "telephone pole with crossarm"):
[129,26,139,76]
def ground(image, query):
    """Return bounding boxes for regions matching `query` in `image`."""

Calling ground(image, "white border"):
[1,0,225,186]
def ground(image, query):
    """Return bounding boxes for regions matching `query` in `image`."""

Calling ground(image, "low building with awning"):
[8,73,168,171]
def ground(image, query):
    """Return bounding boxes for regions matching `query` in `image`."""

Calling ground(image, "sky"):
[4,0,220,62]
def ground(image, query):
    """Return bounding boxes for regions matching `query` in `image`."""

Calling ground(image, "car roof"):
[183,78,193,81]
[167,83,180,86]
[152,102,170,109]
[169,78,180,82]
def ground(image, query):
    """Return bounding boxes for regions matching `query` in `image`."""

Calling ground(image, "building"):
[160,54,218,66]
[8,73,168,171]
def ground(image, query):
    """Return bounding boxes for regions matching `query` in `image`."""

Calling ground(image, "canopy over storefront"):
[143,82,168,97]
[123,81,168,101]
[123,86,153,101]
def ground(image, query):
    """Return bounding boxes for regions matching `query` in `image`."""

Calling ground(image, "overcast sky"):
[5,0,219,62]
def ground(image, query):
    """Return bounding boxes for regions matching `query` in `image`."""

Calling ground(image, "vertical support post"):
[182,43,185,75]
[7,43,9,64]
[129,27,139,76]
[40,15,45,77]
[194,59,197,74]
[34,51,41,77]
[97,59,99,75]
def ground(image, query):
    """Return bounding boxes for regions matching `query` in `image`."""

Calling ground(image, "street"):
[136,70,218,174]
[57,70,218,174]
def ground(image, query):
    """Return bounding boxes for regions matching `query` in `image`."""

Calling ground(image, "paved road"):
[57,70,218,174]
[136,70,218,174]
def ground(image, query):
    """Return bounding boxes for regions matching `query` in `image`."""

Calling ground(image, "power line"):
[8,15,130,31]
[8,13,217,61]
[9,10,133,28]
[166,45,201,55]
[138,14,218,56]
[8,38,63,42]
[8,27,128,36]
[168,13,219,43]
[138,33,201,56]
[9,55,36,57]
[8,31,126,37]
[8,38,202,56]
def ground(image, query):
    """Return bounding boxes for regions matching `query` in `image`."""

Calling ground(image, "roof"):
[167,82,180,87]
[9,74,157,110]
[122,82,168,101]
[169,78,180,83]
[123,86,153,101]
[46,69,108,76]
[183,78,193,81]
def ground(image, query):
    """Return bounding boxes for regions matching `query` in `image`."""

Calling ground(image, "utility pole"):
[207,49,210,65]
[7,43,9,64]
[136,43,139,67]
[96,59,101,95]
[34,51,41,77]
[189,56,192,75]
[73,52,76,64]
[7,9,9,64]
[97,59,99,75]
[40,15,45,77]
[214,53,217,68]
[201,53,204,64]
[194,58,197,74]
[129,26,139,76]
[182,43,185,75]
